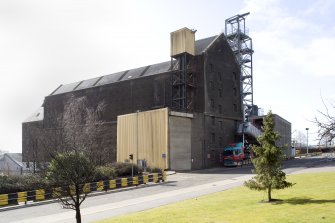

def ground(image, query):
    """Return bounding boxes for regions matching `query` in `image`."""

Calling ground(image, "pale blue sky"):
[0,0,334,152]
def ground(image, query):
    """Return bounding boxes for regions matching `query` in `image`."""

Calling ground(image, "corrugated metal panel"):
[117,108,168,169]
[95,71,126,86]
[76,77,102,90]
[119,66,148,81]
[143,61,172,77]
[170,27,195,57]
[48,36,218,96]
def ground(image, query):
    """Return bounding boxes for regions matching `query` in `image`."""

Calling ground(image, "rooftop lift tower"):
[225,12,254,121]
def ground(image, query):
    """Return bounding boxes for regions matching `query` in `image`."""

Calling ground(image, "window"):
[219,121,223,130]
[233,72,237,81]
[234,103,237,112]
[210,81,214,90]
[210,63,214,72]
[233,87,237,96]
[211,116,215,125]
[218,72,222,81]
[211,133,215,143]
[219,137,223,147]
[218,105,222,114]
[210,99,214,109]
[219,89,222,97]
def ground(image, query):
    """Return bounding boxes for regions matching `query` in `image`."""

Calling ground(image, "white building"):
[0,153,30,175]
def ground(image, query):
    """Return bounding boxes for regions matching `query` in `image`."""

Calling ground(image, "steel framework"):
[225,12,254,120]
[171,53,195,112]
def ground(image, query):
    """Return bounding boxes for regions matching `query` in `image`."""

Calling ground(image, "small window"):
[219,121,223,130]
[211,133,215,143]
[211,116,215,125]
[233,72,237,81]
[210,63,214,72]
[218,72,222,81]
[233,87,237,96]
[210,99,214,109]
[219,89,222,97]
[234,103,237,112]
[210,81,214,90]
[218,105,222,114]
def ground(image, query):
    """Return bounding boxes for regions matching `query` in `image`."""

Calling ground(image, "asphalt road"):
[1,155,334,223]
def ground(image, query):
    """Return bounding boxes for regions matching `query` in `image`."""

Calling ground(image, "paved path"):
[2,156,334,223]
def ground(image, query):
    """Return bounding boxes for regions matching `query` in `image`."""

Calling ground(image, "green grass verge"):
[96,172,335,223]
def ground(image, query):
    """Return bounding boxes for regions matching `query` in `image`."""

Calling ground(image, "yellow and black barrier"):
[0,172,166,207]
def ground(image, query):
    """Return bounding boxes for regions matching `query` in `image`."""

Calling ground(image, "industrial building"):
[22,14,291,170]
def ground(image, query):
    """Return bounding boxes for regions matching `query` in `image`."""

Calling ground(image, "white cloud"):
[241,0,335,143]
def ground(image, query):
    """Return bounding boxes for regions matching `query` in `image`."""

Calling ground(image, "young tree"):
[47,151,95,223]
[244,111,293,202]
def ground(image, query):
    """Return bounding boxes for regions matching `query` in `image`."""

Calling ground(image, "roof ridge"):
[49,35,220,96]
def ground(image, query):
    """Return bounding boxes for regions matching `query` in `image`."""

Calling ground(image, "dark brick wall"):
[22,34,243,168]
[202,35,243,168]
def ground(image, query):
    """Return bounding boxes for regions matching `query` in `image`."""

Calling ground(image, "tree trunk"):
[75,205,81,223]
[268,185,272,202]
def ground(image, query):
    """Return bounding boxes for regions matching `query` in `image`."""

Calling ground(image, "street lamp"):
[136,110,140,167]
[306,128,309,154]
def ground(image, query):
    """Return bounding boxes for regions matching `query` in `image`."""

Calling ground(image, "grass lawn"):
[96,172,335,223]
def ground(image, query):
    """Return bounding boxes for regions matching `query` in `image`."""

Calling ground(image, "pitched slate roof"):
[50,35,219,96]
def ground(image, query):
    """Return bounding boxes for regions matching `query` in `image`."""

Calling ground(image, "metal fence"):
[0,172,166,207]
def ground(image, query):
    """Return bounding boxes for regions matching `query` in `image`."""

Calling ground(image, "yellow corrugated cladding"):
[0,194,8,206]
[35,189,45,201]
[17,192,27,203]
[117,108,169,169]
[170,27,195,56]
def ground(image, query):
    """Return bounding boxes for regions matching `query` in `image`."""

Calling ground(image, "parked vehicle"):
[222,142,245,166]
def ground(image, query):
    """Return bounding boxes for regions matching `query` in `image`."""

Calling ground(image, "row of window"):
[210,100,238,113]
[209,63,238,82]
[210,132,223,147]
[210,83,237,98]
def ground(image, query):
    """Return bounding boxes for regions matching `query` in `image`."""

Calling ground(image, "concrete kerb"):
[0,174,170,212]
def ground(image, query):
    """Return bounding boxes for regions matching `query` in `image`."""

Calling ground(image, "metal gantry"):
[225,12,254,121]
[171,53,195,112]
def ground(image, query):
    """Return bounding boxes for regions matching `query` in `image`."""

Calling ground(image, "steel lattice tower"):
[225,12,254,121]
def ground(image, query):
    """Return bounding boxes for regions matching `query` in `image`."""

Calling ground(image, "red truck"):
[221,142,245,166]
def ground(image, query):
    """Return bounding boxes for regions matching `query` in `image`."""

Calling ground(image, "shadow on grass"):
[273,197,335,205]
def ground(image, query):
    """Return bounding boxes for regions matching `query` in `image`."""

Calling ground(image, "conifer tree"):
[244,111,293,202]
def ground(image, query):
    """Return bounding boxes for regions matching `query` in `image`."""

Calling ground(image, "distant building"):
[0,153,31,175]
[250,114,292,158]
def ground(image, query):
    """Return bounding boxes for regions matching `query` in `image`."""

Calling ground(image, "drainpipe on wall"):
[203,52,207,169]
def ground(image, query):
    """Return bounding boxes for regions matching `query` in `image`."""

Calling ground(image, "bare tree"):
[61,94,108,165]
[315,98,335,142]
[294,131,307,150]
